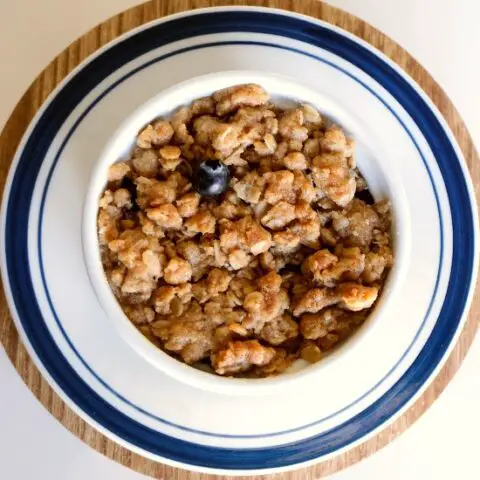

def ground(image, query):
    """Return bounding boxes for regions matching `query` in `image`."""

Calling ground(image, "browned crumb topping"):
[98,84,393,377]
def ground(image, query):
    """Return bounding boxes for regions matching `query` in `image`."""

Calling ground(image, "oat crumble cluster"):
[98,84,393,377]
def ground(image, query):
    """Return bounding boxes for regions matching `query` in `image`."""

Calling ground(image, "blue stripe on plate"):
[3,10,476,469]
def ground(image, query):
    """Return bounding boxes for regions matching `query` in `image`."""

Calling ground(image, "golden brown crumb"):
[300,104,322,126]
[231,171,265,204]
[135,177,177,207]
[184,210,216,234]
[283,151,308,170]
[261,202,296,230]
[254,133,277,156]
[132,149,159,177]
[108,162,130,182]
[242,271,289,333]
[137,122,174,149]
[176,192,200,218]
[321,125,347,153]
[159,145,182,171]
[311,152,356,207]
[302,250,337,280]
[263,170,295,204]
[260,313,299,345]
[293,288,339,316]
[362,247,393,284]
[211,340,276,374]
[337,283,378,311]
[332,199,381,247]
[206,268,231,296]
[303,138,321,158]
[164,258,192,285]
[146,204,182,230]
[213,84,270,116]
[278,108,308,141]
[302,247,365,287]
[300,308,345,339]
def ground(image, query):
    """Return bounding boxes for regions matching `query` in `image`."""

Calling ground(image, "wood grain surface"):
[0,1,478,478]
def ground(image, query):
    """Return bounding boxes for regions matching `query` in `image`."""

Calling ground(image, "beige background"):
[0,1,479,479]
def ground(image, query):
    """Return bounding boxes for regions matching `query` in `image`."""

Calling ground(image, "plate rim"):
[1,6,478,474]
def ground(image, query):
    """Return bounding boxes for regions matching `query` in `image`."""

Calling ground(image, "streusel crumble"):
[98,84,393,377]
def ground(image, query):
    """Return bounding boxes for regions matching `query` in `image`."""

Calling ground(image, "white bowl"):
[83,70,410,396]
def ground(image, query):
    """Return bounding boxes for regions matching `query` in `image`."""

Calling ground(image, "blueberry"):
[193,160,230,197]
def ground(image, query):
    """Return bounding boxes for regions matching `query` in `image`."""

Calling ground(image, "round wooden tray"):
[1,1,479,478]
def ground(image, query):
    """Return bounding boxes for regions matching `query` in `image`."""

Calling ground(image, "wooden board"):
[0,1,478,478]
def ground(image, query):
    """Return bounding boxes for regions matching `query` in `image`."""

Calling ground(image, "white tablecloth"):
[1,1,479,478]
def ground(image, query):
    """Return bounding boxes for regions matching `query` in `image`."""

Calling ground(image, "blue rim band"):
[4,11,475,469]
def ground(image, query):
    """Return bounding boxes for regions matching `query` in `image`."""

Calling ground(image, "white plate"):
[1,6,478,475]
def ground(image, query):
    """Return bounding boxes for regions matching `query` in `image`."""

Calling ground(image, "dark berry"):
[193,160,230,197]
